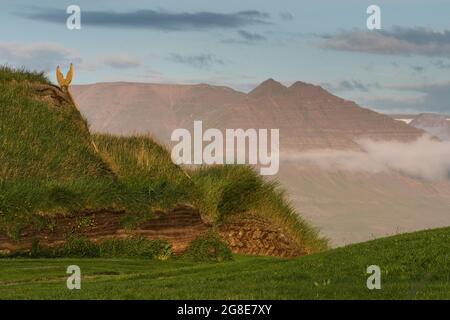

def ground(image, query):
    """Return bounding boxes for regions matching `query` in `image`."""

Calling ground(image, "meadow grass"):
[4,236,173,260]
[0,66,50,84]
[0,227,448,299]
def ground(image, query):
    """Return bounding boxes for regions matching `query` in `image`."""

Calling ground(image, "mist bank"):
[282,135,450,181]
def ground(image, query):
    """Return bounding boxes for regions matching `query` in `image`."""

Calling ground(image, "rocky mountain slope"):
[410,113,450,141]
[72,79,424,151]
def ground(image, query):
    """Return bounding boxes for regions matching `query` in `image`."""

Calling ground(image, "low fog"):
[283,135,450,181]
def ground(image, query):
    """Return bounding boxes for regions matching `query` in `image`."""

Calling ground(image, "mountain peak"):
[248,78,288,97]
[289,81,325,91]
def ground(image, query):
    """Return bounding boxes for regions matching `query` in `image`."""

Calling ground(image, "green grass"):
[0,66,50,84]
[4,236,173,260]
[92,134,195,210]
[0,227,448,299]
[0,67,128,235]
[0,69,192,234]
[191,165,327,253]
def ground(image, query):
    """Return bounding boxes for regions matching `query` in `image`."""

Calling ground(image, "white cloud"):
[321,27,450,58]
[282,136,450,181]
[0,42,78,71]
[102,55,141,69]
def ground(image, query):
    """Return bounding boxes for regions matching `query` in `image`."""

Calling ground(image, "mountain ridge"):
[72,78,425,151]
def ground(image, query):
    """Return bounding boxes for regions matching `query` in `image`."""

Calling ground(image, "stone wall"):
[219,213,303,257]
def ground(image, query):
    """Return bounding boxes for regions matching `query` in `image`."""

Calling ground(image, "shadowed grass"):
[0,227,448,299]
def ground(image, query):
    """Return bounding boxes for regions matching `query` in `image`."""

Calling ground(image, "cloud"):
[168,53,224,69]
[0,42,142,74]
[410,65,425,72]
[283,136,450,181]
[320,27,450,57]
[22,8,270,31]
[102,55,141,69]
[221,30,267,45]
[322,80,380,92]
[359,81,450,113]
[238,30,267,42]
[279,12,293,21]
[432,59,450,69]
[0,42,78,72]
[388,82,450,113]
[360,95,426,113]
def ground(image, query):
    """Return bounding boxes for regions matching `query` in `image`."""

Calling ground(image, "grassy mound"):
[0,227,447,299]
[0,66,327,255]
[93,134,195,210]
[182,231,233,262]
[191,165,327,253]
[0,67,119,234]
[0,66,50,84]
[0,67,166,236]
[0,75,111,181]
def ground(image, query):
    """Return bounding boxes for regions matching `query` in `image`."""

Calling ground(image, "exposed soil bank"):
[0,207,303,257]
[0,206,208,253]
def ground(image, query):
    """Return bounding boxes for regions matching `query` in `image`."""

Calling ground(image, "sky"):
[1,0,450,114]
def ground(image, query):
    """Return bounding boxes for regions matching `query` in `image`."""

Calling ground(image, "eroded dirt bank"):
[0,207,302,257]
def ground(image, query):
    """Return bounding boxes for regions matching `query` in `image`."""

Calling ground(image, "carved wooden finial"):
[56,63,74,90]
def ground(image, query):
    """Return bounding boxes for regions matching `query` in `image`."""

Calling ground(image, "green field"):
[1,227,448,299]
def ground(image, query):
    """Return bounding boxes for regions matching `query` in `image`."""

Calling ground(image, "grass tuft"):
[0,65,50,84]
[182,231,233,262]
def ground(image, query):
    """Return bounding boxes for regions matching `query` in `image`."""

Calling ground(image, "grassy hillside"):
[0,66,111,181]
[93,134,195,210]
[0,227,448,299]
[0,67,177,237]
[0,66,326,254]
[92,135,327,252]
[0,66,122,236]
[191,165,327,252]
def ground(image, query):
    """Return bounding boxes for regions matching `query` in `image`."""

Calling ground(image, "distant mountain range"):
[72,79,450,246]
[389,113,450,141]
[72,79,424,151]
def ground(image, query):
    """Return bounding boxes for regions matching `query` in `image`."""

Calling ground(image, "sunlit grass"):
[0,227,448,299]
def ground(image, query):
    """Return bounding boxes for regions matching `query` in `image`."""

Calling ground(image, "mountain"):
[410,113,450,141]
[72,79,450,246]
[72,79,423,151]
